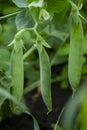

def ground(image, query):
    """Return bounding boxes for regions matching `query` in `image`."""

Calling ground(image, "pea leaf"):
[0,86,10,108]
[45,0,70,13]
[0,48,10,71]
[0,24,2,34]
[12,0,28,8]
[62,83,87,130]
[37,46,52,112]
[40,25,68,41]
[81,99,87,130]
[0,88,40,130]
[57,44,69,56]
[0,75,11,108]
[83,33,87,54]
[15,9,35,30]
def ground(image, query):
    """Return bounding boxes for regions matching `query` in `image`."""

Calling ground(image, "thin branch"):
[0,11,21,20]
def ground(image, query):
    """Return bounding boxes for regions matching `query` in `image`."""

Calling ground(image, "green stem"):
[23,45,36,60]
[0,11,21,20]
[54,107,65,130]
[15,28,34,39]
[24,75,67,95]
[51,75,67,83]
[24,80,40,95]
[67,0,78,10]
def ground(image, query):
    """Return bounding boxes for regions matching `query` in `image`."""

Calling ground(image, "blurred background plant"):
[0,0,87,130]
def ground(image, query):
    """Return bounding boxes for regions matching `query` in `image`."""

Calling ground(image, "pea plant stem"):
[51,75,67,83]
[24,75,67,95]
[0,11,21,20]
[24,80,40,95]
[23,45,36,60]
[54,107,65,130]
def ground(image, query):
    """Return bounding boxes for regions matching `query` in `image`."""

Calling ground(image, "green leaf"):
[0,86,10,108]
[57,44,69,56]
[12,0,28,8]
[83,33,87,54]
[0,74,11,108]
[0,48,10,71]
[51,55,68,66]
[37,46,52,112]
[81,98,87,130]
[0,24,2,34]
[0,87,40,130]
[51,44,69,66]
[62,85,86,130]
[15,9,35,30]
[41,25,68,41]
[45,0,70,13]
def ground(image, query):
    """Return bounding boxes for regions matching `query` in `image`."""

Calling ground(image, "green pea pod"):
[38,46,52,112]
[68,15,84,92]
[11,38,24,112]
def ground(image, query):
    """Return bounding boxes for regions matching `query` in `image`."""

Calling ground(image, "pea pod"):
[37,46,52,112]
[11,38,24,112]
[68,13,84,92]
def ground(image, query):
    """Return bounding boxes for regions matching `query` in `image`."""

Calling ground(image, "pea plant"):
[0,0,87,130]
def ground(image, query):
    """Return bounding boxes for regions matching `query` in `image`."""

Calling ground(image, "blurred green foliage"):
[0,0,87,130]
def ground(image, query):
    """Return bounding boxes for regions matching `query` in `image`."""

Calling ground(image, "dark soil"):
[0,83,72,130]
